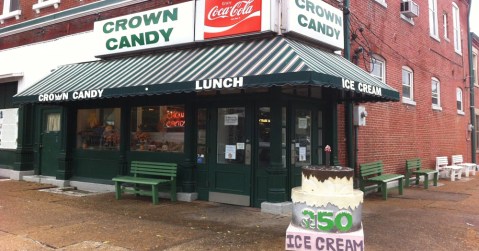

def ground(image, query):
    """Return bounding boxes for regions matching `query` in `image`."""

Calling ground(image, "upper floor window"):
[33,0,61,14]
[456,88,464,114]
[402,66,414,104]
[428,0,439,40]
[370,54,386,83]
[443,13,449,40]
[432,77,441,109]
[452,3,461,54]
[0,0,21,24]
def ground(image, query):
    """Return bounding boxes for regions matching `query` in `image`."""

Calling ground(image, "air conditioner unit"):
[400,1,419,18]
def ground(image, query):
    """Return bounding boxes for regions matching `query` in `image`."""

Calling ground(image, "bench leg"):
[423,174,429,189]
[115,182,122,200]
[450,170,456,181]
[152,184,159,205]
[171,180,177,202]
[398,178,403,195]
[381,183,388,200]
[415,174,420,186]
[433,172,438,186]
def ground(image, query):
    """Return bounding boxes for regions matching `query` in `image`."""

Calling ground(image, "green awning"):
[13,36,399,103]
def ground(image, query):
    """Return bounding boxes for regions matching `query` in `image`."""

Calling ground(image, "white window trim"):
[374,0,387,8]
[457,88,464,114]
[443,13,450,42]
[452,3,462,55]
[402,66,414,104]
[400,14,415,25]
[429,0,440,41]
[0,10,21,24]
[33,0,61,14]
[370,55,386,83]
[432,77,441,110]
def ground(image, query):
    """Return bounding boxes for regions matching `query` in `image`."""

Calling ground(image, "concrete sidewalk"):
[0,177,478,250]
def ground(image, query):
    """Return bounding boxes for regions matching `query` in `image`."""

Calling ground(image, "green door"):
[209,106,252,206]
[39,109,62,176]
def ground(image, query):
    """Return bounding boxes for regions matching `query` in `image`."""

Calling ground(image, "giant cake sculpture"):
[286,146,364,250]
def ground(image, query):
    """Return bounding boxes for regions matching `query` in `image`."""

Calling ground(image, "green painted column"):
[267,87,287,202]
[56,106,72,180]
[119,104,130,175]
[181,100,196,193]
[13,104,34,172]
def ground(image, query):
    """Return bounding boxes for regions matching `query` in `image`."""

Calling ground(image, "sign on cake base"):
[285,223,364,251]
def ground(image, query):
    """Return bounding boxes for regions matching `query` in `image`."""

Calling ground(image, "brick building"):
[335,0,475,174]
[0,0,475,209]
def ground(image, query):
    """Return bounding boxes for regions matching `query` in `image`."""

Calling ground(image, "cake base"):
[285,223,364,251]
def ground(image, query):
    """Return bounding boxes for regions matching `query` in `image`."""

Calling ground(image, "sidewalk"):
[0,176,478,250]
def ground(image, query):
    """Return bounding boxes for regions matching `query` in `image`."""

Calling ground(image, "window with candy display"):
[130,105,185,152]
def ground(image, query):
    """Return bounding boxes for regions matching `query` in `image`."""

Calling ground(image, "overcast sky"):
[472,2,479,35]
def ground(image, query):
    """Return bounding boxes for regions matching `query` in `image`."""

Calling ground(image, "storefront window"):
[77,108,121,150]
[131,105,185,152]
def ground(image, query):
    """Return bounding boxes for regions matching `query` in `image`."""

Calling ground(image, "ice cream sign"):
[93,1,195,56]
[282,0,344,50]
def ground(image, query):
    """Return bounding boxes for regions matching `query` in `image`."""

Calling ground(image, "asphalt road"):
[0,175,478,250]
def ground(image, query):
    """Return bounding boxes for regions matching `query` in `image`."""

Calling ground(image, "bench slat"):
[113,161,178,204]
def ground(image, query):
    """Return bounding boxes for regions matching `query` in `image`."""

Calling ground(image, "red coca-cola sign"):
[204,0,262,39]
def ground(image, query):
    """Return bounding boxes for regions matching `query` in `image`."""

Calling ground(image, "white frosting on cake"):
[292,187,363,210]
[301,173,353,194]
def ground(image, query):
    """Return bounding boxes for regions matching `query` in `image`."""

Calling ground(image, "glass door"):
[291,108,312,188]
[209,107,252,206]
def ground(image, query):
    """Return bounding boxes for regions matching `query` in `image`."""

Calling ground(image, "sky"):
[472,2,479,35]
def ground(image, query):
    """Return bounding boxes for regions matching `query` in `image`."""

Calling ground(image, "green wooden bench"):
[359,161,404,200]
[112,161,177,205]
[405,158,438,189]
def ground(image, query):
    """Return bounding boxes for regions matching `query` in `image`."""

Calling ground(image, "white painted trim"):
[0,10,21,24]
[33,0,61,14]
[402,98,416,106]
[0,0,148,38]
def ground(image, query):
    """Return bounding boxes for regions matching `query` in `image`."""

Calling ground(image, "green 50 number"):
[301,209,353,232]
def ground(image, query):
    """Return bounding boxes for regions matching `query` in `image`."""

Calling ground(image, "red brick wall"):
[336,0,472,173]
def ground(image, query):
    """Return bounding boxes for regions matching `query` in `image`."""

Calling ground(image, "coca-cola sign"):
[197,0,269,40]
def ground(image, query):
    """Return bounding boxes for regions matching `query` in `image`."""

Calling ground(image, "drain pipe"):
[343,0,355,175]
[467,5,476,163]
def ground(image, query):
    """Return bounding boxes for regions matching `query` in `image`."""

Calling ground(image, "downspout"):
[343,0,355,173]
[467,3,476,163]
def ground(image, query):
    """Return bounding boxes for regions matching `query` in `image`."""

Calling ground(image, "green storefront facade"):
[12,36,399,207]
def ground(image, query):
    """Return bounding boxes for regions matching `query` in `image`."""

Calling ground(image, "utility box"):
[353,106,367,126]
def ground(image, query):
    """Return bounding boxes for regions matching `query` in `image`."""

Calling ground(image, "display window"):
[130,105,185,152]
[77,108,121,150]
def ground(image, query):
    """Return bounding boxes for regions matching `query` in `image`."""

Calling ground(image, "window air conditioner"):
[400,1,419,18]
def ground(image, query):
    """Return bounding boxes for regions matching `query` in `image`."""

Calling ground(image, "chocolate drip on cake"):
[302,165,353,182]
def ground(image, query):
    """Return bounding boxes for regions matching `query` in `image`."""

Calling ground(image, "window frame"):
[402,66,415,105]
[452,3,461,54]
[443,13,449,41]
[0,0,21,24]
[374,0,387,8]
[33,0,61,14]
[370,54,386,83]
[428,0,439,40]
[431,77,441,110]
[456,87,464,115]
